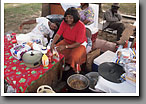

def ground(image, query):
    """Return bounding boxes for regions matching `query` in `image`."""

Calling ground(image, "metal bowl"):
[67,74,89,91]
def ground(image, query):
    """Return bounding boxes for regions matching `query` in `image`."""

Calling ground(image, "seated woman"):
[77,3,94,53]
[50,7,87,73]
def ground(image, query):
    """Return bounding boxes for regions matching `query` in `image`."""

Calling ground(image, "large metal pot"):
[67,74,90,93]
[22,50,42,68]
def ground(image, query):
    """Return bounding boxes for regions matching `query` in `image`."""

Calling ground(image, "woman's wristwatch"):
[65,45,68,49]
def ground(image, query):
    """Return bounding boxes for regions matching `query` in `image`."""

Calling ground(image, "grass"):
[102,3,136,16]
[4,3,136,33]
[4,3,42,33]
[4,3,41,17]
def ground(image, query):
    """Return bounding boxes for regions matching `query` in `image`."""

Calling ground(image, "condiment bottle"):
[41,47,49,67]
[42,54,49,67]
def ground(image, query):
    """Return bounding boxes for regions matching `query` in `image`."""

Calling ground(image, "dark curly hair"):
[64,7,80,23]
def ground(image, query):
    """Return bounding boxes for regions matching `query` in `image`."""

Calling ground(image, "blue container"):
[92,63,99,72]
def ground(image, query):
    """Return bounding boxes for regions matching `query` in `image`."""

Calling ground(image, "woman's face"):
[50,23,58,31]
[80,3,86,7]
[65,15,74,25]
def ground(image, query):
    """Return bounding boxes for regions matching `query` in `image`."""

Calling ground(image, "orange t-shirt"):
[57,20,87,44]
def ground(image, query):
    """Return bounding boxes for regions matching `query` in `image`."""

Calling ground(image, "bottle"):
[41,47,49,67]
[53,46,59,61]
[117,45,123,50]
[41,47,47,54]
[76,64,81,74]
[6,33,11,41]
[48,51,53,64]
[42,54,49,67]
[47,39,53,50]
[128,36,135,48]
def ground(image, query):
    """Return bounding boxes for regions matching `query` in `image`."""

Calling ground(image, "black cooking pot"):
[98,62,125,83]
[46,14,64,25]
[67,74,90,93]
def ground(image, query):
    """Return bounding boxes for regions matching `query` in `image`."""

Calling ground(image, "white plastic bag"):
[16,34,31,44]
[10,44,31,60]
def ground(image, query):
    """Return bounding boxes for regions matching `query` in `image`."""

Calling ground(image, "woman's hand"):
[50,34,61,52]
[50,43,55,53]
[56,45,66,52]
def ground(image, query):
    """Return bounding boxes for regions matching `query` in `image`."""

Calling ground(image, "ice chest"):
[92,50,116,72]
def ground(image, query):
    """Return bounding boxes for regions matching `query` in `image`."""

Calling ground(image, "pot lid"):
[98,62,125,83]
[22,50,42,64]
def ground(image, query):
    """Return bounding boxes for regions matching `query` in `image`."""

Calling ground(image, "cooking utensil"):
[22,50,42,68]
[67,74,90,92]
[98,62,125,83]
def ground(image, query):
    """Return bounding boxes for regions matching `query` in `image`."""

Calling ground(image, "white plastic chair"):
[61,3,99,34]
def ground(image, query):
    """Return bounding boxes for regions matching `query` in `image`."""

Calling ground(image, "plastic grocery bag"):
[10,44,31,60]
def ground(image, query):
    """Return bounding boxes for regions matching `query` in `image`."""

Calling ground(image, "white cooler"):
[92,50,116,71]
[92,50,136,93]
[95,76,136,93]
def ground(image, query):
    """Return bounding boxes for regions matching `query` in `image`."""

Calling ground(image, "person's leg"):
[68,45,86,72]
[116,23,125,40]
[116,24,135,45]
[56,39,70,56]
[108,22,125,41]
[56,40,86,72]
[56,40,74,71]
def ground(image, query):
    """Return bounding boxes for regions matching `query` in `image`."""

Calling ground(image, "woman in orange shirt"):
[51,7,87,73]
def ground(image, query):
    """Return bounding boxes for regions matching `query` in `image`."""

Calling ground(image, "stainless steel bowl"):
[67,74,89,91]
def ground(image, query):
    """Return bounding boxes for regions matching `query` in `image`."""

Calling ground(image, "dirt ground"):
[4,3,136,43]
[5,16,136,44]
[97,17,136,43]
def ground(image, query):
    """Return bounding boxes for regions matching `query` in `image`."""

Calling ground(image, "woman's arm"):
[82,19,91,25]
[66,42,80,49]
[19,20,36,31]
[56,42,80,52]
[50,33,61,51]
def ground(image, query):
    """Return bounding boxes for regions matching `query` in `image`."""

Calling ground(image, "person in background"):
[19,17,59,46]
[50,7,87,73]
[103,3,125,41]
[77,3,94,53]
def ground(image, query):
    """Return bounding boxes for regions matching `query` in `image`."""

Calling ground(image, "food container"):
[67,74,89,93]
[22,50,42,68]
